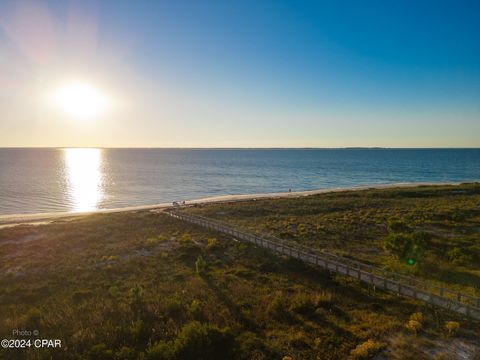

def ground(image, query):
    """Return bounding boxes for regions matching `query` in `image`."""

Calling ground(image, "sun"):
[51,81,110,119]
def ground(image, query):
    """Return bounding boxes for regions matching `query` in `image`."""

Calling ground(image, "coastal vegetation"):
[186,183,480,297]
[0,184,479,359]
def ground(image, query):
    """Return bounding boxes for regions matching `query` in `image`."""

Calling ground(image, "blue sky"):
[0,0,479,147]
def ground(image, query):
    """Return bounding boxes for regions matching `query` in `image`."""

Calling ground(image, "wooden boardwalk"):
[167,210,480,321]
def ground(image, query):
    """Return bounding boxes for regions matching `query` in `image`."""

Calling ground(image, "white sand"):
[0,182,462,227]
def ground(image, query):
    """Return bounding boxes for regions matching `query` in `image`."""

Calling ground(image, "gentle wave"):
[0,148,479,215]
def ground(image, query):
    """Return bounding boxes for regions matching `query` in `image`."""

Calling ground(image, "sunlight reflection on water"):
[63,148,104,212]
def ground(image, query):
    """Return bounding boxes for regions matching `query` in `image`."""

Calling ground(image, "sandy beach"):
[0,181,461,227]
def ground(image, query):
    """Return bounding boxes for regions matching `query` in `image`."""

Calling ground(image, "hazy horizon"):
[1,146,480,150]
[1,1,479,148]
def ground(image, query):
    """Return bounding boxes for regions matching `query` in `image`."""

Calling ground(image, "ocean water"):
[0,148,479,215]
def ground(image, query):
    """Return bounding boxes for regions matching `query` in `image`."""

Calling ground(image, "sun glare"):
[64,148,104,212]
[52,81,110,119]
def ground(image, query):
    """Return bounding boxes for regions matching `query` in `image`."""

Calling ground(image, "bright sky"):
[0,0,479,148]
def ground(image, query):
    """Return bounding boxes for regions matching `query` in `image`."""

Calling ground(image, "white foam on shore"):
[0,182,462,226]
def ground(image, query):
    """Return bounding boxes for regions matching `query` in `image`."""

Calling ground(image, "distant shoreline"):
[1,147,480,150]
[0,181,469,227]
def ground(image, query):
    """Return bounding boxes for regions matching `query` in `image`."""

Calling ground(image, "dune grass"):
[186,183,480,298]
[0,184,479,359]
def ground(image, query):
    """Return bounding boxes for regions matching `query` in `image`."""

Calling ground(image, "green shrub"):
[405,319,422,335]
[129,284,145,315]
[404,312,424,335]
[384,232,426,264]
[451,211,468,222]
[447,247,473,265]
[115,346,138,360]
[189,299,203,319]
[444,321,460,336]
[206,238,219,250]
[314,291,335,308]
[267,292,288,318]
[145,340,175,360]
[290,293,315,315]
[164,296,185,319]
[409,312,423,323]
[173,321,237,359]
[24,308,42,329]
[384,233,409,258]
[108,285,120,297]
[128,319,150,343]
[387,219,409,232]
[182,233,193,242]
[195,255,206,275]
[178,242,201,261]
[88,343,114,360]
[72,290,92,304]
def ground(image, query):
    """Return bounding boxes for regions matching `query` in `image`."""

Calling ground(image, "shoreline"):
[0,181,467,227]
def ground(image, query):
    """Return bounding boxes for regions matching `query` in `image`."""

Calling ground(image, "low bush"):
[24,308,43,329]
[405,312,424,335]
[145,340,175,360]
[444,321,460,336]
[115,346,138,360]
[405,320,422,335]
[129,284,145,315]
[350,339,382,359]
[387,219,409,232]
[290,293,315,315]
[447,247,473,265]
[164,296,185,319]
[88,343,114,360]
[384,232,426,264]
[174,321,236,359]
[206,237,219,250]
[267,292,288,319]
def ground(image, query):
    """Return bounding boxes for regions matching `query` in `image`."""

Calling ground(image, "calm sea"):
[0,148,479,215]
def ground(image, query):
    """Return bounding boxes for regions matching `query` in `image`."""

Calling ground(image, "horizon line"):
[1,146,480,150]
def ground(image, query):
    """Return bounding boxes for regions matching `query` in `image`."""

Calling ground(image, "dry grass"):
[0,185,478,359]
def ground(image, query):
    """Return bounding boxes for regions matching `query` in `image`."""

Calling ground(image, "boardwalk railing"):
[166,210,480,321]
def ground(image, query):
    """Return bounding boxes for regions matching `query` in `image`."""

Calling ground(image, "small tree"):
[267,291,288,318]
[129,284,145,315]
[444,321,460,336]
[384,232,426,264]
[384,233,410,259]
[206,238,218,250]
[195,255,206,275]
[410,312,423,323]
[405,319,422,335]
[405,312,424,335]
